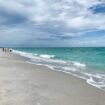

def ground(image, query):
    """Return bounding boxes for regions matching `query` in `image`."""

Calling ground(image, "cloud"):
[0,0,105,46]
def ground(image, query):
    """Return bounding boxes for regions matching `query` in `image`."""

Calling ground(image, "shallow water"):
[13,47,105,91]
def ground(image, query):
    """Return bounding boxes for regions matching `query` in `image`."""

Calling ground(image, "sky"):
[0,0,105,47]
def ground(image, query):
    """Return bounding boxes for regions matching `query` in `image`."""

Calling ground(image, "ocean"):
[13,47,105,91]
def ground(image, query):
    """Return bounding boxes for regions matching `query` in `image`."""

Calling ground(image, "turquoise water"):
[14,47,105,72]
[13,47,105,91]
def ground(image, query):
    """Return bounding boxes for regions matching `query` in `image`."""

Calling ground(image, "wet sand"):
[0,53,105,105]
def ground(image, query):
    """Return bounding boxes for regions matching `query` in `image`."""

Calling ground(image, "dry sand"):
[0,53,105,105]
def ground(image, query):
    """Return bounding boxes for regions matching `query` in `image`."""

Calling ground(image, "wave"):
[87,74,105,90]
[12,50,37,59]
[39,54,55,59]
[13,49,105,91]
[12,50,55,60]
[72,61,86,68]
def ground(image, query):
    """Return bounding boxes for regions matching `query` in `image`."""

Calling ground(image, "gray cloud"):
[0,0,105,47]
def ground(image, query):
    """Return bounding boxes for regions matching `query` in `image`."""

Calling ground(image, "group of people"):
[2,48,12,53]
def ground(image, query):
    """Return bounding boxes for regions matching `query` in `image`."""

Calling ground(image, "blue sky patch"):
[89,3,105,14]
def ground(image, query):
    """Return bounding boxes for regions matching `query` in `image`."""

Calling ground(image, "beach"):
[0,52,105,105]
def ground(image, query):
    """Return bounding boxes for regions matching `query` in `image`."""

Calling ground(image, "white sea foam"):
[86,74,105,91]
[45,65,55,70]
[12,50,35,59]
[62,67,77,72]
[87,77,103,89]
[72,61,86,68]
[39,54,55,59]
[13,50,55,60]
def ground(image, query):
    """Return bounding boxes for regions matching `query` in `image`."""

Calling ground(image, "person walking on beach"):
[9,49,12,52]
[2,48,4,52]
[2,48,12,53]
[4,48,6,52]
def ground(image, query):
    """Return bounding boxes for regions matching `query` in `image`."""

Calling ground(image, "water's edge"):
[12,49,105,92]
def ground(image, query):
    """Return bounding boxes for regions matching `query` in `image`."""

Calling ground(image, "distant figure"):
[9,49,12,52]
[2,48,5,52]
[1,48,12,53]
[7,48,9,52]
[4,48,6,52]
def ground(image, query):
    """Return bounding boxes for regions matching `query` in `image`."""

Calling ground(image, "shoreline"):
[27,61,105,91]
[12,49,105,92]
[11,52,105,92]
[0,53,105,105]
